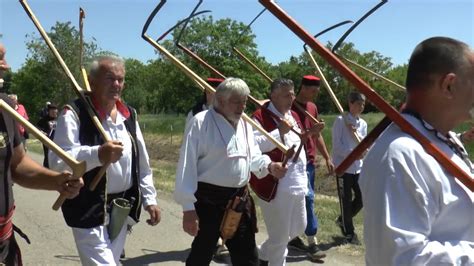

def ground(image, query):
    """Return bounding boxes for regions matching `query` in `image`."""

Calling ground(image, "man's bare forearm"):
[11,145,62,190]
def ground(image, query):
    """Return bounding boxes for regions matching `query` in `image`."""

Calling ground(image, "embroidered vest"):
[250,104,303,201]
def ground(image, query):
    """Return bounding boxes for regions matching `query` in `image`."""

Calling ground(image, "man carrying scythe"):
[49,55,161,265]
[0,43,84,266]
[175,77,288,266]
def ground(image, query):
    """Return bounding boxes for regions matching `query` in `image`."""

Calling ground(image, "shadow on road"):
[54,255,81,262]
[319,235,352,250]
[121,248,190,265]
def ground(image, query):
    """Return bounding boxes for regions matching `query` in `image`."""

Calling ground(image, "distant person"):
[8,94,29,146]
[360,37,474,264]
[331,91,367,245]
[37,104,58,167]
[38,101,51,120]
[185,77,223,127]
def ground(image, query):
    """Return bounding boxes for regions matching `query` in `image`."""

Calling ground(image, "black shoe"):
[343,233,360,245]
[307,243,326,261]
[120,248,125,259]
[259,259,269,266]
[288,236,308,252]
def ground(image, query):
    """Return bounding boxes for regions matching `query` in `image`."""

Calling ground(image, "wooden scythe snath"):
[0,100,86,210]
[303,46,361,144]
[223,7,332,162]
[79,7,91,92]
[231,7,273,83]
[303,21,362,145]
[338,57,406,91]
[230,9,322,125]
[259,0,474,191]
[20,0,112,192]
[322,2,405,176]
[141,0,291,156]
[172,4,304,142]
[232,47,273,83]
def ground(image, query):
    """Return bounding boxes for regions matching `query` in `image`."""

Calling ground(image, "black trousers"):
[186,182,258,266]
[0,234,22,266]
[336,173,363,235]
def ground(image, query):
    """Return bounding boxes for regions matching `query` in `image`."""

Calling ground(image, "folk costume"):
[252,102,308,265]
[290,75,321,238]
[49,98,157,265]
[360,114,474,265]
[331,112,367,240]
[0,94,23,266]
[175,107,272,266]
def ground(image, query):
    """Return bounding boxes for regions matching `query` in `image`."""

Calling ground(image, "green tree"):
[11,21,98,122]
[149,15,273,113]
[122,58,150,113]
[285,41,406,114]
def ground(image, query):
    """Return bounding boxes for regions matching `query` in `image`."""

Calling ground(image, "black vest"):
[61,98,142,228]
[0,94,17,217]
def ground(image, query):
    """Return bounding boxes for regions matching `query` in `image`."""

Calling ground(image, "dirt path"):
[12,152,364,265]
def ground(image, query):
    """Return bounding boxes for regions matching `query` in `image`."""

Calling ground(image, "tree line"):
[2,15,407,123]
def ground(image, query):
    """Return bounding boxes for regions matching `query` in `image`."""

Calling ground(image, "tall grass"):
[139,114,186,135]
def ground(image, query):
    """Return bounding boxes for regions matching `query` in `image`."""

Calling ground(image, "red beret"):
[301,75,321,86]
[206,77,225,88]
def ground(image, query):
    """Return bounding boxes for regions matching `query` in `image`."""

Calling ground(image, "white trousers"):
[258,190,307,266]
[71,221,128,266]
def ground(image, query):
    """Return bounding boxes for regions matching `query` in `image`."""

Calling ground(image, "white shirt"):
[360,114,474,265]
[253,103,308,195]
[49,107,157,207]
[174,108,272,211]
[331,113,367,174]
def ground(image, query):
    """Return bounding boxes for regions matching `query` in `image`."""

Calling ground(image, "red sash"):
[0,206,14,243]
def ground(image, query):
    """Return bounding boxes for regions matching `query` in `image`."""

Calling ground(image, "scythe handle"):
[142,35,288,154]
[304,47,361,143]
[0,100,86,210]
[20,0,112,191]
[260,0,474,191]
[339,56,406,91]
[232,47,273,83]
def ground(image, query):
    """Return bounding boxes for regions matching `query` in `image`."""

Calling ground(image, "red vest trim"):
[0,206,14,242]
[250,105,302,202]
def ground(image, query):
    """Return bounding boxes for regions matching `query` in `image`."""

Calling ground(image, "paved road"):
[12,152,364,265]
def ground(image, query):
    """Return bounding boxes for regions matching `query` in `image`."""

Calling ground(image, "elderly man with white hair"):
[175,77,288,266]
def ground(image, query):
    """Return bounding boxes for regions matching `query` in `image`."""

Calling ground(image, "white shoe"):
[214,244,229,260]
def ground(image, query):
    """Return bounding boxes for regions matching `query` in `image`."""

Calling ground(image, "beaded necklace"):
[403,109,474,174]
